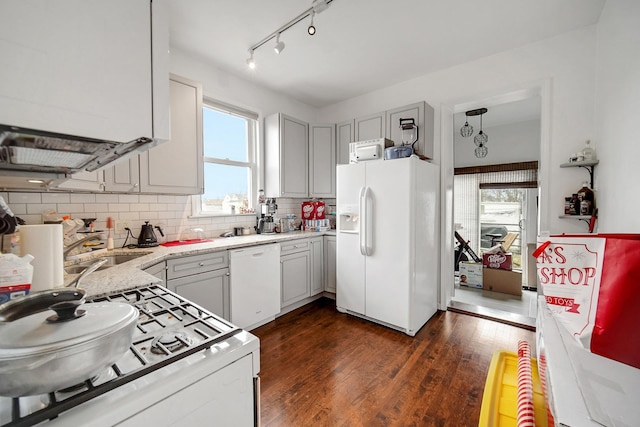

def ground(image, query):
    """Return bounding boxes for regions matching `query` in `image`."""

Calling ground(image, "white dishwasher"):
[229,243,281,330]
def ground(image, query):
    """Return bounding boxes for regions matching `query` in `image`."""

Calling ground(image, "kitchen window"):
[194,100,258,215]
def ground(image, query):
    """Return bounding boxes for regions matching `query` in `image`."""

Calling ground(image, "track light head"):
[274,34,285,54]
[246,50,256,69]
[307,12,316,35]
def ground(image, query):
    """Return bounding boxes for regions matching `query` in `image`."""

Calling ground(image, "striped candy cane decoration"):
[517,340,536,427]
[538,353,555,427]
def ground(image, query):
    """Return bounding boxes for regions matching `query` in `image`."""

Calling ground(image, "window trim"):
[191,98,259,218]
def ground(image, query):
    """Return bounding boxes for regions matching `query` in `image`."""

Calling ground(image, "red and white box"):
[301,201,326,220]
[483,252,513,270]
[0,283,30,304]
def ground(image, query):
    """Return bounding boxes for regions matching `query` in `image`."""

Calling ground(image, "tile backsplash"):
[2,192,335,248]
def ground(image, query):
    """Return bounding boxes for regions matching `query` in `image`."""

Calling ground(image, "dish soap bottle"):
[581,140,596,161]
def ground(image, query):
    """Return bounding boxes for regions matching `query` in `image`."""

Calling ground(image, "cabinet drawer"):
[280,239,310,255]
[167,251,228,280]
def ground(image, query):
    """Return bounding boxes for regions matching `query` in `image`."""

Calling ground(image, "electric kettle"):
[137,221,164,248]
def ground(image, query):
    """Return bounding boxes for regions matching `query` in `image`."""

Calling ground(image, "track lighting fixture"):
[274,34,285,54]
[311,0,330,14]
[245,0,333,67]
[246,50,256,69]
[308,12,317,35]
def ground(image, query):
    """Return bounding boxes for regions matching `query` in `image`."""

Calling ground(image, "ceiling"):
[168,0,605,108]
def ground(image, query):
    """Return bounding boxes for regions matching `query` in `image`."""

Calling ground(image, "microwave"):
[349,138,394,163]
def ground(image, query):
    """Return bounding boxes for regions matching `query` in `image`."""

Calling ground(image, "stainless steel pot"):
[0,300,138,396]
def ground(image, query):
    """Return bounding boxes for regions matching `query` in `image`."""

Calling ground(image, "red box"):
[482,252,513,270]
[315,201,326,219]
[301,201,326,220]
[301,201,315,220]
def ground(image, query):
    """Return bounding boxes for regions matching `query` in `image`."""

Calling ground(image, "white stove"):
[0,285,261,426]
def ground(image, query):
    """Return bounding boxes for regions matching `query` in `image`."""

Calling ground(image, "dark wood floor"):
[252,298,535,427]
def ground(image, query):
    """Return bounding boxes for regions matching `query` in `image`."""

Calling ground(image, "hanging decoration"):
[460,108,489,158]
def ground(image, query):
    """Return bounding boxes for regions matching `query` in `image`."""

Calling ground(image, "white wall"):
[170,49,318,124]
[454,119,541,167]
[594,0,640,232]
[319,26,599,235]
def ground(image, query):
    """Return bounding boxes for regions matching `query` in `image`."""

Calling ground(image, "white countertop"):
[66,230,335,298]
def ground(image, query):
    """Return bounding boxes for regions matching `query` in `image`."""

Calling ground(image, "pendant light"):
[475,143,488,158]
[474,109,488,147]
[460,115,473,138]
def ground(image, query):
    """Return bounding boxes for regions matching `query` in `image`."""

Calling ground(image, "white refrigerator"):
[336,156,440,336]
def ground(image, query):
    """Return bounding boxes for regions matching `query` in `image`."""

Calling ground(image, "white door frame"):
[438,79,552,310]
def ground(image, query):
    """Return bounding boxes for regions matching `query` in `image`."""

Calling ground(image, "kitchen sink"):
[65,252,152,274]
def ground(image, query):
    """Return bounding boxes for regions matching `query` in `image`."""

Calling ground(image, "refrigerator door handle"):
[359,186,367,256]
[363,186,373,256]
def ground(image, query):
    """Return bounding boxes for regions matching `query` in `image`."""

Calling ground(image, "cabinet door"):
[167,268,230,320]
[385,101,434,159]
[281,251,310,307]
[265,113,309,198]
[355,112,385,141]
[103,156,140,192]
[139,75,204,194]
[144,261,166,284]
[324,236,336,293]
[309,237,324,296]
[0,0,153,144]
[336,120,354,165]
[54,171,104,192]
[309,124,336,198]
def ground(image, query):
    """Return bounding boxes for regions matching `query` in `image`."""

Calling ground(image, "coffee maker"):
[256,198,277,234]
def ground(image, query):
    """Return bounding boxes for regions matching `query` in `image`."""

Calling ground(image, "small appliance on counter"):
[137,221,164,247]
[256,198,277,234]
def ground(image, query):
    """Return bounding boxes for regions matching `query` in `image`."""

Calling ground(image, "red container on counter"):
[301,201,326,220]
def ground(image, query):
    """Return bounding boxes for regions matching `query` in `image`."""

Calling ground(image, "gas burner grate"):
[3,285,242,427]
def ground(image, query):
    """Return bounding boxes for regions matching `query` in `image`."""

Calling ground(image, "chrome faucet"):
[63,233,104,260]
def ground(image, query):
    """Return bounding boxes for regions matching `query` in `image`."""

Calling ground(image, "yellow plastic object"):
[479,350,548,427]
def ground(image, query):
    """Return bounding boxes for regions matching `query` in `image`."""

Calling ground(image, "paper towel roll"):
[19,224,64,292]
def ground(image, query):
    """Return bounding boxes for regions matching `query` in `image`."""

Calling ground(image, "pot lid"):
[0,302,138,359]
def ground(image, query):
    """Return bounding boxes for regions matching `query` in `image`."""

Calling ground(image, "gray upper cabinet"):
[336,120,354,165]
[139,75,204,194]
[355,112,386,141]
[385,101,434,159]
[309,124,336,198]
[103,156,140,193]
[265,113,309,198]
[0,0,168,146]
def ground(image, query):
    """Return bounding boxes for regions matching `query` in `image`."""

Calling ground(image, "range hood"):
[0,124,154,176]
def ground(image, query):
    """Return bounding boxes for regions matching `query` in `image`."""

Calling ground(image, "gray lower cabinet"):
[310,237,324,296]
[143,261,166,284]
[280,240,311,307]
[324,235,336,293]
[280,237,325,308]
[166,251,230,320]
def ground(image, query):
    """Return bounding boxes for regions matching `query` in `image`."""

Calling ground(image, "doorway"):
[448,94,542,328]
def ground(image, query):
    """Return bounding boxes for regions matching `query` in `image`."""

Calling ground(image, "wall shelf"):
[560,159,599,188]
[558,214,597,232]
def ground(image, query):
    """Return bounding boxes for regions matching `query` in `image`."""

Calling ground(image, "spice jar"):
[564,197,572,215]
